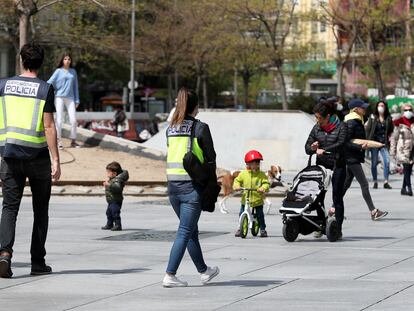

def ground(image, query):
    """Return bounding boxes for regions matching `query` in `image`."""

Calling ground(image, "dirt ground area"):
[59,139,166,182]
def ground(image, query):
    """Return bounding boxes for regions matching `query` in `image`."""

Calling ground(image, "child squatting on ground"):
[101,161,129,231]
[233,150,270,237]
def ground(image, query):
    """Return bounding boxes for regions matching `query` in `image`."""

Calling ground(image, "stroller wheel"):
[326,218,339,242]
[240,214,249,238]
[251,219,260,236]
[282,219,299,242]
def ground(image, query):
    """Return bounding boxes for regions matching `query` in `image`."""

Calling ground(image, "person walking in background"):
[112,106,129,138]
[305,99,347,239]
[102,161,129,231]
[390,103,414,196]
[0,42,61,278]
[365,101,394,189]
[343,98,388,221]
[163,87,219,288]
[47,52,80,149]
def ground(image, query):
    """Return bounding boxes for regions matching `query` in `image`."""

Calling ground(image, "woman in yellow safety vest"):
[162,87,219,288]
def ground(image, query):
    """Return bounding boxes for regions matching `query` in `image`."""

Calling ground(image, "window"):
[320,21,326,33]
[311,21,318,34]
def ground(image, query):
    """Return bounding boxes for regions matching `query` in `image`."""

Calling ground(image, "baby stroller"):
[279,155,340,242]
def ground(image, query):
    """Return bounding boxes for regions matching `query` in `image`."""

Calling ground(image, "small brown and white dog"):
[217,165,282,214]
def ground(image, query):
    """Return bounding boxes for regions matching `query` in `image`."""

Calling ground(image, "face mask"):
[378,107,385,114]
[336,103,343,111]
[404,111,413,119]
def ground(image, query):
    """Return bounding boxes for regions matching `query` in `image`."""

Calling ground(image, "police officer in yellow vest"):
[0,42,61,278]
[162,88,219,287]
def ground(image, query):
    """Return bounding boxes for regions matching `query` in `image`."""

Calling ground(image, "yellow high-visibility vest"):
[0,79,48,149]
[166,120,204,181]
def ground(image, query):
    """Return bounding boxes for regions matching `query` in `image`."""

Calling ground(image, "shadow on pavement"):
[205,279,283,287]
[54,268,150,275]
[295,236,395,242]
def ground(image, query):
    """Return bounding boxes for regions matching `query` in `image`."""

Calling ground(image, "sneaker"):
[200,266,219,284]
[260,230,268,238]
[58,142,64,150]
[371,209,388,221]
[0,253,12,278]
[234,229,241,237]
[70,141,81,148]
[101,224,113,230]
[31,264,52,276]
[111,225,122,231]
[162,274,188,288]
[373,182,378,189]
[313,231,323,238]
[384,182,392,189]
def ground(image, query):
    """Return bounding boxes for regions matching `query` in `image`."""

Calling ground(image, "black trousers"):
[403,163,413,189]
[0,156,51,266]
[332,166,346,231]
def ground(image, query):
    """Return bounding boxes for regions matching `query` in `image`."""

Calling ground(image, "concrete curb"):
[62,124,166,161]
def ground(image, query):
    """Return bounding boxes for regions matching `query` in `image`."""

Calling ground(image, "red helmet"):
[244,150,263,163]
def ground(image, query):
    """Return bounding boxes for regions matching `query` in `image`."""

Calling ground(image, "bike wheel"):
[239,214,249,239]
[251,219,260,236]
[282,218,299,242]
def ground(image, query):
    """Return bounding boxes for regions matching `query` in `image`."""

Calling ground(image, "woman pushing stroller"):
[305,99,347,239]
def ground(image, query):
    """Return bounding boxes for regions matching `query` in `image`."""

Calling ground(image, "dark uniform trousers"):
[0,156,51,266]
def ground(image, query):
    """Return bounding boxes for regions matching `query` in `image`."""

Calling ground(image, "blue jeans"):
[166,189,207,275]
[370,147,390,182]
[239,205,266,230]
[106,202,122,226]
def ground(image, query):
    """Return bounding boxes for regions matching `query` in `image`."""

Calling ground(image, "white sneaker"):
[200,266,219,284]
[162,274,188,288]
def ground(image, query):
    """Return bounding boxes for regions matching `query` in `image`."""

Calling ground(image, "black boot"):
[31,264,52,276]
[408,186,413,196]
[0,253,12,278]
[111,220,122,231]
[401,187,409,196]
[101,223,113,230]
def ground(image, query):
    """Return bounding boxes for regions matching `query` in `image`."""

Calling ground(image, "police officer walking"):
[0,42,61,278]
[162,87,219,287]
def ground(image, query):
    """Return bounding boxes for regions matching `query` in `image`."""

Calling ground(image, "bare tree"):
[238,0,297,110]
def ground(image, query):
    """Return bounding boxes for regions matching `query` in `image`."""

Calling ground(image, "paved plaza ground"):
[0,176,414,310]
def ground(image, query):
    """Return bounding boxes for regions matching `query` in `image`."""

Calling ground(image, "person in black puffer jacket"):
[305,99,347,238]
[343,98,388,221]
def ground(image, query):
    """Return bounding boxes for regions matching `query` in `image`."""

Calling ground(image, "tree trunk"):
[174,69,178,97]
[167,73,173,111]
[337,61,346,97]
[233,67,238,109]
[196,74,201,97]
[242,70,250,109]
[275,66,288,110]
[202,75,208,108]
[372,62,385,100]
[18,13,30,74]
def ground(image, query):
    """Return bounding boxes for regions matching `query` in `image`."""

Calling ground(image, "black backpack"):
[182,120,220,212]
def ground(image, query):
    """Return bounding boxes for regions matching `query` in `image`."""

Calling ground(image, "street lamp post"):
[130,0,136,113]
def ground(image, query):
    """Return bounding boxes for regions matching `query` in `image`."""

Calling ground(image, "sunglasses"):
[404,109,413,112]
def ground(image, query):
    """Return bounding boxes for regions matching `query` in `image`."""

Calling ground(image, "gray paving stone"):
[0,174,414,310]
